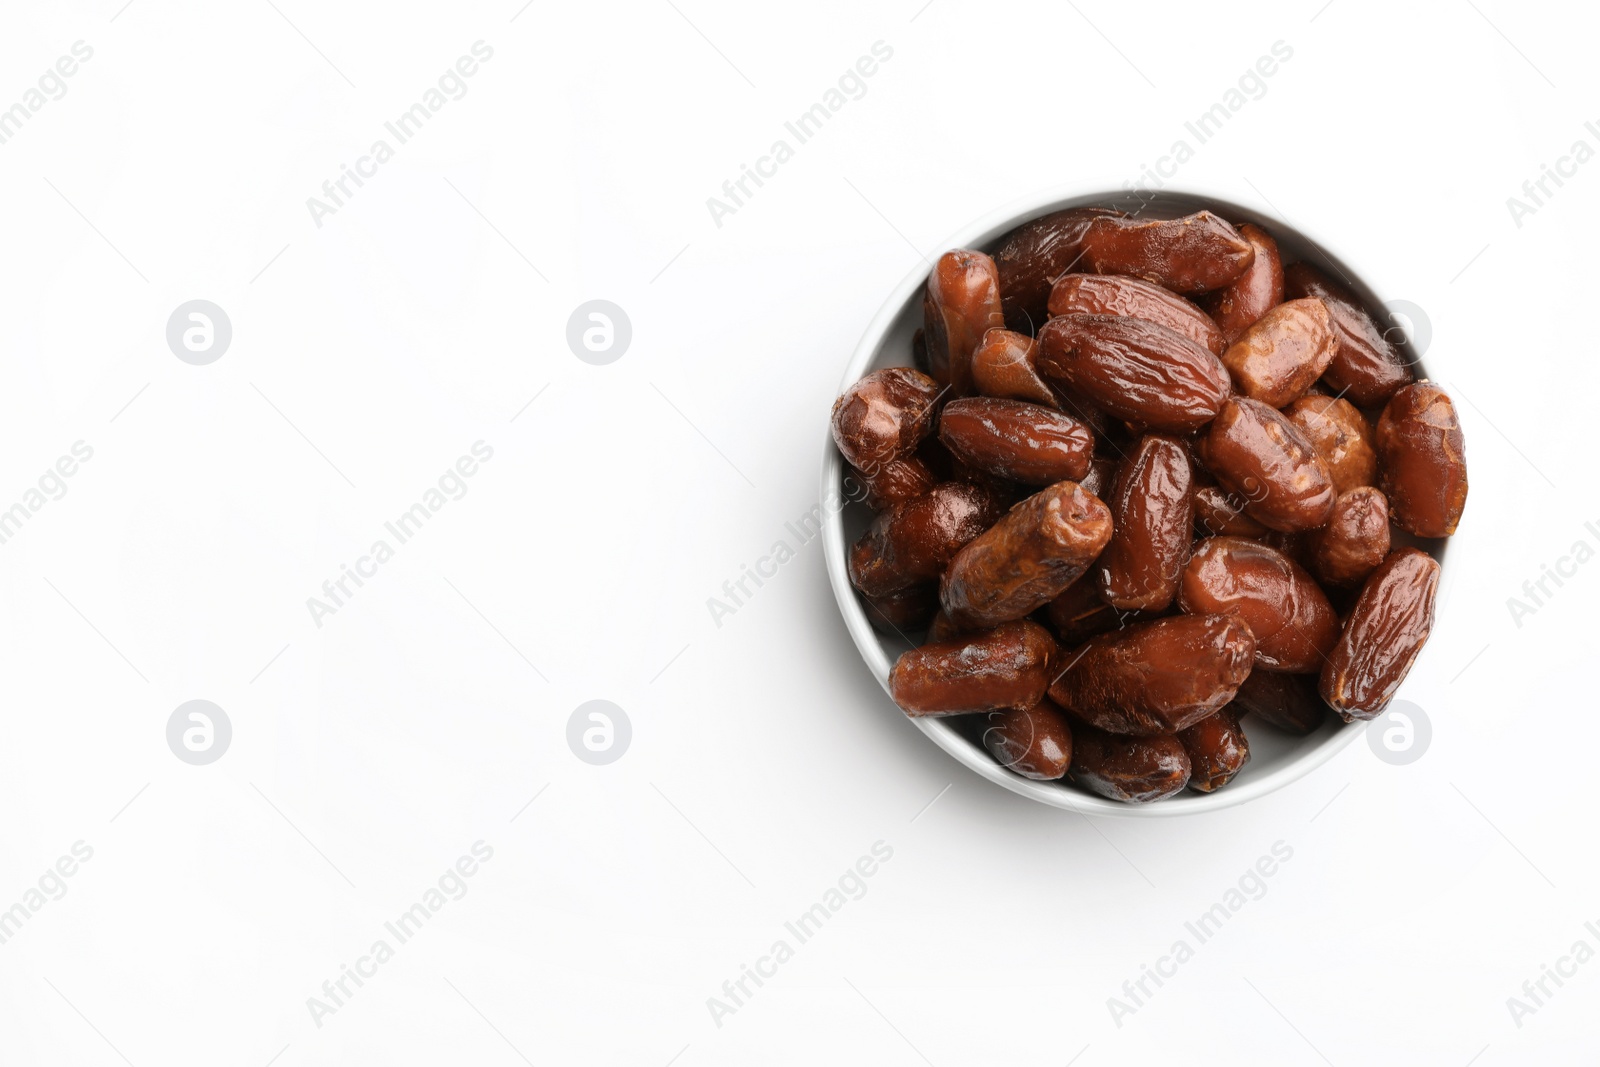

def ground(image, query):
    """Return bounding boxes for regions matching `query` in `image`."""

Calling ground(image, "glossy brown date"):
[1311,487,1390,588]
[1377,382,1468,538]
[890,619,1058,716]
[1283,395,1378,495]
[857,455,937,511]
[1283,262,1414,407]
[831,367,942,472]
[1220,297,1338,408]
[925,250,1006,396]
[937,397,1094,486]
[861,584,938,635]
[1200,397,1336,532]
[992,207,1122,333]
[1077,456,1119,500]
[1205,222,1283,344]
[1036,314,1231,433]
[1047,614,1256,735]
[1098,434,1194,612]
[1193,485,1269,537]
[849,482,1001,598]
[1047,273,1226,356]
[941,481,1113,630]
[1320,548,1440,720]
[1069,723,1191,803]
[970,328,1058,407]
[1178,709,1250,793]
[1178,536,1340,673]
[982,698,1074,780]
[1043,577,1144,646]
[1080,211,1256,294]
[1229,669,1325,735]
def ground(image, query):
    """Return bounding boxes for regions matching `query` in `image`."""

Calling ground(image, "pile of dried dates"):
[831,204,1466,803]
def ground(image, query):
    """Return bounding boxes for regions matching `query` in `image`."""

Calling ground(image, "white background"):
[0,0,1594,1063]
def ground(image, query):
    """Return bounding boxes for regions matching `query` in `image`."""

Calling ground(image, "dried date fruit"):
[1178,709,1250,792]
[1069,723,1191,803]
[1194,485,1269,537]
[862,584,938,635]
[1311,487,1390,588]
[1205,223,1283,344]
[1376,382,1468,537]
[832,367,942,472]
[1047,273,1225,355]
[1220,297,1337,408]
[1098,434,1194,612]
[1200,397,1336,532]
[857,455,938,511]
[925,250,1005,396]
[992,207,1122,333]
[982,698,1074,780]
[849,482,1001,597]
[970,328,1058,407]
[1283,262,1414,406]
[1043,578,1144,646]
[1077,456,1119,500]
[1048,614,1256,735]
[942,481,1113,630]
[1036,314,1231,432]
[1178,536,1340,674]
[938,397,1094,486]
[890,620,1058,716]
[1080,211,1256,294]
[1229,669,1325,735]
[1320,548,1440,720]
[1283,395,1378,495]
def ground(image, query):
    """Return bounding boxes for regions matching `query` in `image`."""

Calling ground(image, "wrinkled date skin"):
[1320,548,1441,720]
[942,481,1113,630]
[1036,314,1231,433]
[1205,223,1283,344]
[970,328,1058,408]
[1044,577,1146,646]
[850,482,1002,598]
[890,620,1058,716]
[832,367,942,472]
[1230,669,1325,735]
[1283,262,1414,407]
[861,584,938,635]
[1048,614,1256,735]
[1047,273,1226,356]
[1201,397,1336,532]
[1099,435,1194,612]
[1194,485,1269,537]
[992,207,1123,333]
[1179,536,1340,674]
[938,398,1094,486]
[1283,395,1378,495]
[925,250,1005,396]
[857,455,937,511]
[1178,709,1250,793]
[1080,211,1256,295]
[1377,383,1468,537]
[1221,297,1338,408]
[1069,723,1191,803]
[982,698,1074,780]
[1312,487,1391,588]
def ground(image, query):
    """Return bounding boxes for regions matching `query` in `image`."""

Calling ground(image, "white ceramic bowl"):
[822,181,1444,816]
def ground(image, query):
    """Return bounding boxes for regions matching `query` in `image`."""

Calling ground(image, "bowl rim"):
[820,177,1431,817]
